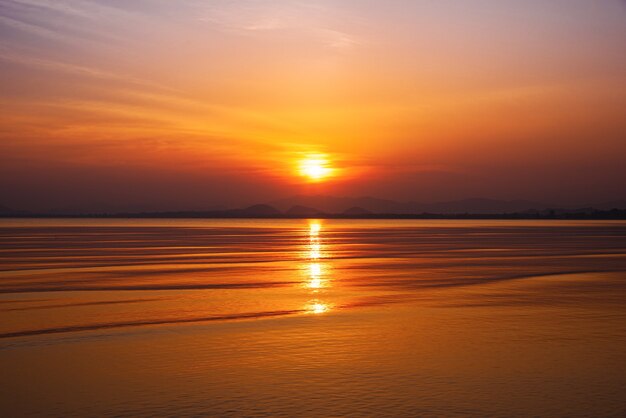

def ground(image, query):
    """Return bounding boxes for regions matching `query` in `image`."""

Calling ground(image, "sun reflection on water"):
[307,278,323,289]
[309,221,321,236]
[309,243,321,260]
[302,221,331,313]
[309,262,322,277]
[307,263,326,289]
[307,301,330,314]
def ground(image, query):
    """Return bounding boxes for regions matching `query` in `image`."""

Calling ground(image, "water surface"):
[1,219,625,416]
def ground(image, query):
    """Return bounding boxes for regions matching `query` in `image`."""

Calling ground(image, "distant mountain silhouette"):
[268,195,549,214]
[590,200,626,211]
[0,204,28,216]
[285,205,324,216]
[239,204,281,216]
[415,198,547,214]
[3,196,625,218]
[343,206,373,215]
[269,195,403,213]
[47,202,229,215]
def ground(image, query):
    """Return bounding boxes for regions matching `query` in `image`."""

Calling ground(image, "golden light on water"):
[308,221,323,259]
[308,302,329,314]
[309,222,321,236]
[303,221,331,307]
[309,263,322,278]
[306,262,327,289]
[307,277,324,289]
[309,243,321,260]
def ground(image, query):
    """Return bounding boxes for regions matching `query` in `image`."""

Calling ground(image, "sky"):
[1,0,625,211]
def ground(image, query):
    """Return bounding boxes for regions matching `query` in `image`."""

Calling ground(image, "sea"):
[1,218,625,417]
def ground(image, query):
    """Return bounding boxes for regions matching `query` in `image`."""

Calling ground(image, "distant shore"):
[2,210,626,220]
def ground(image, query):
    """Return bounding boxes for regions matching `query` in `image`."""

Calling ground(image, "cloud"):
[4,0,98,19]
[4,0,133,20]
[0,47,181,93]
[0,0,154,48]
[0,14,76,42]
[320,28,359,49]
[197,0,359,49]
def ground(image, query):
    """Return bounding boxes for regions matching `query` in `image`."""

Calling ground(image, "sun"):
[299,156,333,182]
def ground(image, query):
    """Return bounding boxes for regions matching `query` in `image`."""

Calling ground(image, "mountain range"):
[1,196,626,217]
[266,195,626,215]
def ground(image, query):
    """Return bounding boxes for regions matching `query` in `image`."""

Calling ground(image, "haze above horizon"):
[1,0,625,212]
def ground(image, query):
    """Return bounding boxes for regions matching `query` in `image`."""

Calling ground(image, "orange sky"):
[1,0,625,211]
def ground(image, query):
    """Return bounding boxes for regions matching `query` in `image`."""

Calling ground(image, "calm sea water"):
[1,219,625,417]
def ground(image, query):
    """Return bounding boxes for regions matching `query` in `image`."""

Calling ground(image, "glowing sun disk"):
[300,157,333,181]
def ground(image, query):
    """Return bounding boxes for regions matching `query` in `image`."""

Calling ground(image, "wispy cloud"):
[0,0,147,47]
[197,0,359,49]
[4,0,134,20]
[5,0,99,19]
[0,14,77,42]
[0,47,180,93]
